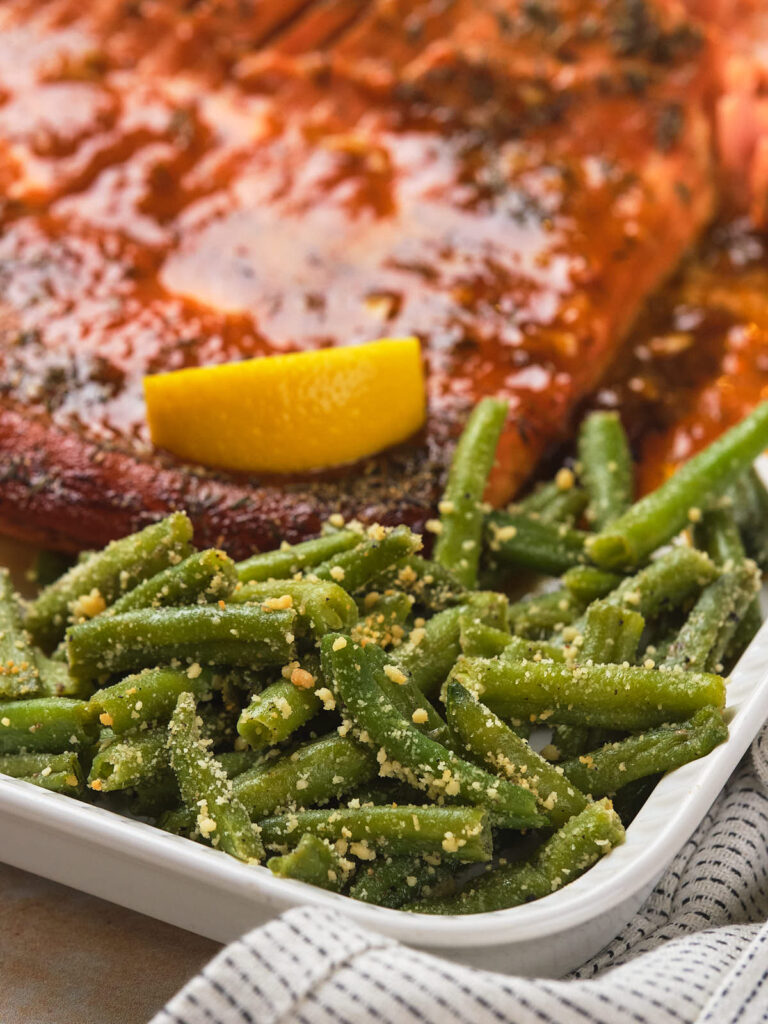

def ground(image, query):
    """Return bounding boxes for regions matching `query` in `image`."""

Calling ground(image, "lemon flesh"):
[144,336,426,474]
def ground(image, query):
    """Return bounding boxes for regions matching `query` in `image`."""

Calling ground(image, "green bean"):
[662,563,760,673]
[694,506,763,658]
[66,605,297,683]
[108,549,237,615]
[90,667,218,734]
[563,566,624,604]
[34,649,92,699]
[157,805,195,836]
[507,589,584,637]
[236,530,360,583]
[354,590,414,647]
[513,477,589,524]
[545,724,592,761]
[695,505,748,566]
[199,700,241,751]
[459,619,512,658]
[0,750,83,796]
[394,593,507,699]
[361,642,450,742]
[434,397,508,587]
[28,768,85,794]
[729,467,768,571]
[579,602,645,665]
[233,734,377,818]
[154,749,263,833]
[451,656,726,731]
[26,512,193,649]
[600,546,718,620]
[578,411,634,529]
[321,634,543,828]
[260,805,493,862]
[121,774,181,817]
[349,854,456,908]
[486,512,588,575]
[0,569,41,699]
[611,774,660,826]
[268,833,348,891]
[215,750,264,779]
[587,402,768,568]
[237,677,322,750]
[230,578,357,637]
[168,692,263,862]
[89,729,168,792]
[445,682,589,826]
[411,800,624,914]
[500,636,566,664]
[351,779,428,808]
[357,589,414,625]
[561,707,727,798]
[0,698,97,753]
[370,556,466,612]
[313,525,422,594]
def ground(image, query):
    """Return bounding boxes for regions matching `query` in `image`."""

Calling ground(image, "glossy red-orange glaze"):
[0,0,716,553]
[590,220,768,493]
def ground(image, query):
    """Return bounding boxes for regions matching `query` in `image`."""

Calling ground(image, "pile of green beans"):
[0,401,765,914]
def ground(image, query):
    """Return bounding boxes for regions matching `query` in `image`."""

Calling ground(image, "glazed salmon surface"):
[0,0,716,555]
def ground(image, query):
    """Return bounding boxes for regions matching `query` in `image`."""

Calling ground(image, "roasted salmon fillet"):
[0,0,715,555]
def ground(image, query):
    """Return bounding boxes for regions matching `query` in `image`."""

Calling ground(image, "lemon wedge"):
[144,337,426,474]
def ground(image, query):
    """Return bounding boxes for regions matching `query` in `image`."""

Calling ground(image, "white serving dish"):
[0,527,767,978]
[0,608,766,976]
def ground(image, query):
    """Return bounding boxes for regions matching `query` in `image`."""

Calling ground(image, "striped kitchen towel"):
[152,726,768,1024]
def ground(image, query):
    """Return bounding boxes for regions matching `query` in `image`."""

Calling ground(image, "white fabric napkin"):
[151,726,768,1024]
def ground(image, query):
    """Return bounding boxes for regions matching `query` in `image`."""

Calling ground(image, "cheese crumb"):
[332,637,348,652]
[262,594,294,611]
[71,588,106,620]
[411,708,429,724]
[329,565,346,582]
[494,524,518,542]
[425,518,443,535]
[328,513,345,528]
[187,662,203,679]
[441,832,460,853]
[383,665,407,686]
[99,712,114,727]
[555,467,575,490]
[290,667,316,690]
[316,687,336,711]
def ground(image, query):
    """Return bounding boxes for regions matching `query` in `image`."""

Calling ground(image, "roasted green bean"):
[578,411,634,529]
[587,401,768,568]
[0,569,40,699]
[486,512,588,575]
[67,605,297,682]
[234,733,377,818]
[561,707,727,797]
[434,397,508,587]
[236,530,360,583]
[0,698,97,753]
[411,800,624,914]
[268,833,348,891]
[445,682,589,826]
[168,692,264,862]
[452,656,725,731]
[260,805,493,862]
[108,549,237,615]
[322,634,544,828]
[27,512,193,649]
